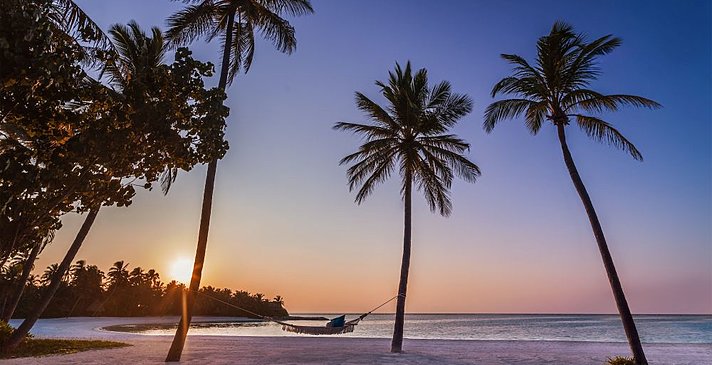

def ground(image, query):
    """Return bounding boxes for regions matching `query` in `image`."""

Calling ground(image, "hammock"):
[279,319,358,335]
[194,290,401,336]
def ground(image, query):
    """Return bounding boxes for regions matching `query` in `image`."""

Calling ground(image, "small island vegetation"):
[1,259,288,319]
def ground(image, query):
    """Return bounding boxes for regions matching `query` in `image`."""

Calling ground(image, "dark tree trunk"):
[391,172,412,353]
[164,9,235,363]
[1,241,41,322]
[1,209,99,353]
[556,124,648,365]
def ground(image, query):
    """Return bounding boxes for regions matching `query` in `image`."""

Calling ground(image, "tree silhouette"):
[163,1,313,360]
[335,62,480,352]
[484,22,660,365]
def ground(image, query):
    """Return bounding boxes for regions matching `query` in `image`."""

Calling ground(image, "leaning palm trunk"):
[164,11,235,363]
[1,208,99,352]
[391,174,412,353]
[1,242,41,322]
[556,124,647,365]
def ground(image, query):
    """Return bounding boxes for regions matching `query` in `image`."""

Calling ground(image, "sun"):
[170,258,194,284]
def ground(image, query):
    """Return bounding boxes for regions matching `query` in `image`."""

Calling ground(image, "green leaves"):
[336,62,480,216]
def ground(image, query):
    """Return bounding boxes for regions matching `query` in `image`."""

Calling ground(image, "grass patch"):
[606,356,636,365]
[1,338,130,359]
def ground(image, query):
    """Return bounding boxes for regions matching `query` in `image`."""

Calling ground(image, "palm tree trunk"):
[391,172,412,353]
[556,124,648,365]
[165,9,236,363]
[1,241,41,322]
[1,208,99,353]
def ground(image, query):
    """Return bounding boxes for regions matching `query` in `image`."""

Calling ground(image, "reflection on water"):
[103,314,712,344]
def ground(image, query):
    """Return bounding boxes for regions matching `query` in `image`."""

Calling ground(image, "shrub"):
[0,321,14,345]
[0,321,31,345]
[607,356,636,365]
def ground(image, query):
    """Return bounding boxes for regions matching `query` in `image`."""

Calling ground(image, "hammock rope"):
[191,289,403,335]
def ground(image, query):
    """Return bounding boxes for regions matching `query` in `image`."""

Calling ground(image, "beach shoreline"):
[3,317,709,364]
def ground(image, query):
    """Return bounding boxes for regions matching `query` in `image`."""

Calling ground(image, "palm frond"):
[333,122,396,140]
[107,21,167,88]
[483,99,536,133]
[573,114,643,160]
[412,154,452,216]
[429,92,473,131]
[344,146,397,191]
[165,0,220,48]
[420,142,481,183]
[50,0,117,57]
[354,93,398,129]
[353,153,396,204]
[524,100,548,135]
[337,62,477,216]
[566,93,661,113]
[260,0,315,16]
[250,1,297,54]
[160,167,179,195]
[228,20,256,81]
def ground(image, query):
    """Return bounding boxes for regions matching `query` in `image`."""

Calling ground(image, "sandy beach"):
[3,317,710,364]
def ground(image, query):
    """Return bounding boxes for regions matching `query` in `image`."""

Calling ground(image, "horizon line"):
[291,312,712,316]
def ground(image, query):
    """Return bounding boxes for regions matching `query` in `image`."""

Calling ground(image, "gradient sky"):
[36,0,711,314]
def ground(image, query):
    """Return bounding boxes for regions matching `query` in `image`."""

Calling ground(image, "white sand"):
[4,317,710,364]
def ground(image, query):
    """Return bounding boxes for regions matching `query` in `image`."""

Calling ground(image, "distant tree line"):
[0,259,287,319]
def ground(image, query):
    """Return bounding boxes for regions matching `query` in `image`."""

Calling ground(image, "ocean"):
[109,314,712,344]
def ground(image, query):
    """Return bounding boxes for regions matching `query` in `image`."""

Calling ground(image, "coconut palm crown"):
[105,21,166,88]
[335,62,481,216]
[484,21,660,159]
[166,0,314,83]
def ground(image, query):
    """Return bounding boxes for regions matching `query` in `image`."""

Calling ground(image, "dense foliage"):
[1,259,287,318]
[0,0,229,264]
[0,0,232,350]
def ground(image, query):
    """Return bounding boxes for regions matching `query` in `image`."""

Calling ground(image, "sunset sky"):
[37,0,711,314]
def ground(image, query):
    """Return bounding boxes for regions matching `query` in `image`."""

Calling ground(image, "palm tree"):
[164,1,313,360]
[104,21,166,89]
[106,260,130,290]
[144,269,161,289]
[484,22,660,365]
[335,62,480,353]
[41,264,62,287]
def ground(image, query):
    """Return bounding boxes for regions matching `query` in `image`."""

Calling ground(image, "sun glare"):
[170,257,194,284]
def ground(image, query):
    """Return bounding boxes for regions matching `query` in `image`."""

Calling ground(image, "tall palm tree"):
[335,62,480,353]
[484,22,660,365]
[164,1,313,360]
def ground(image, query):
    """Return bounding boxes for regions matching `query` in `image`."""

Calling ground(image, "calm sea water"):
[107,314,711,344]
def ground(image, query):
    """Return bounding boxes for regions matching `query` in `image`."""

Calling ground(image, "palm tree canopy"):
[105,21,166,88]
[166,0,313,83]
[335,62,480,216]
[484,21,661,160]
